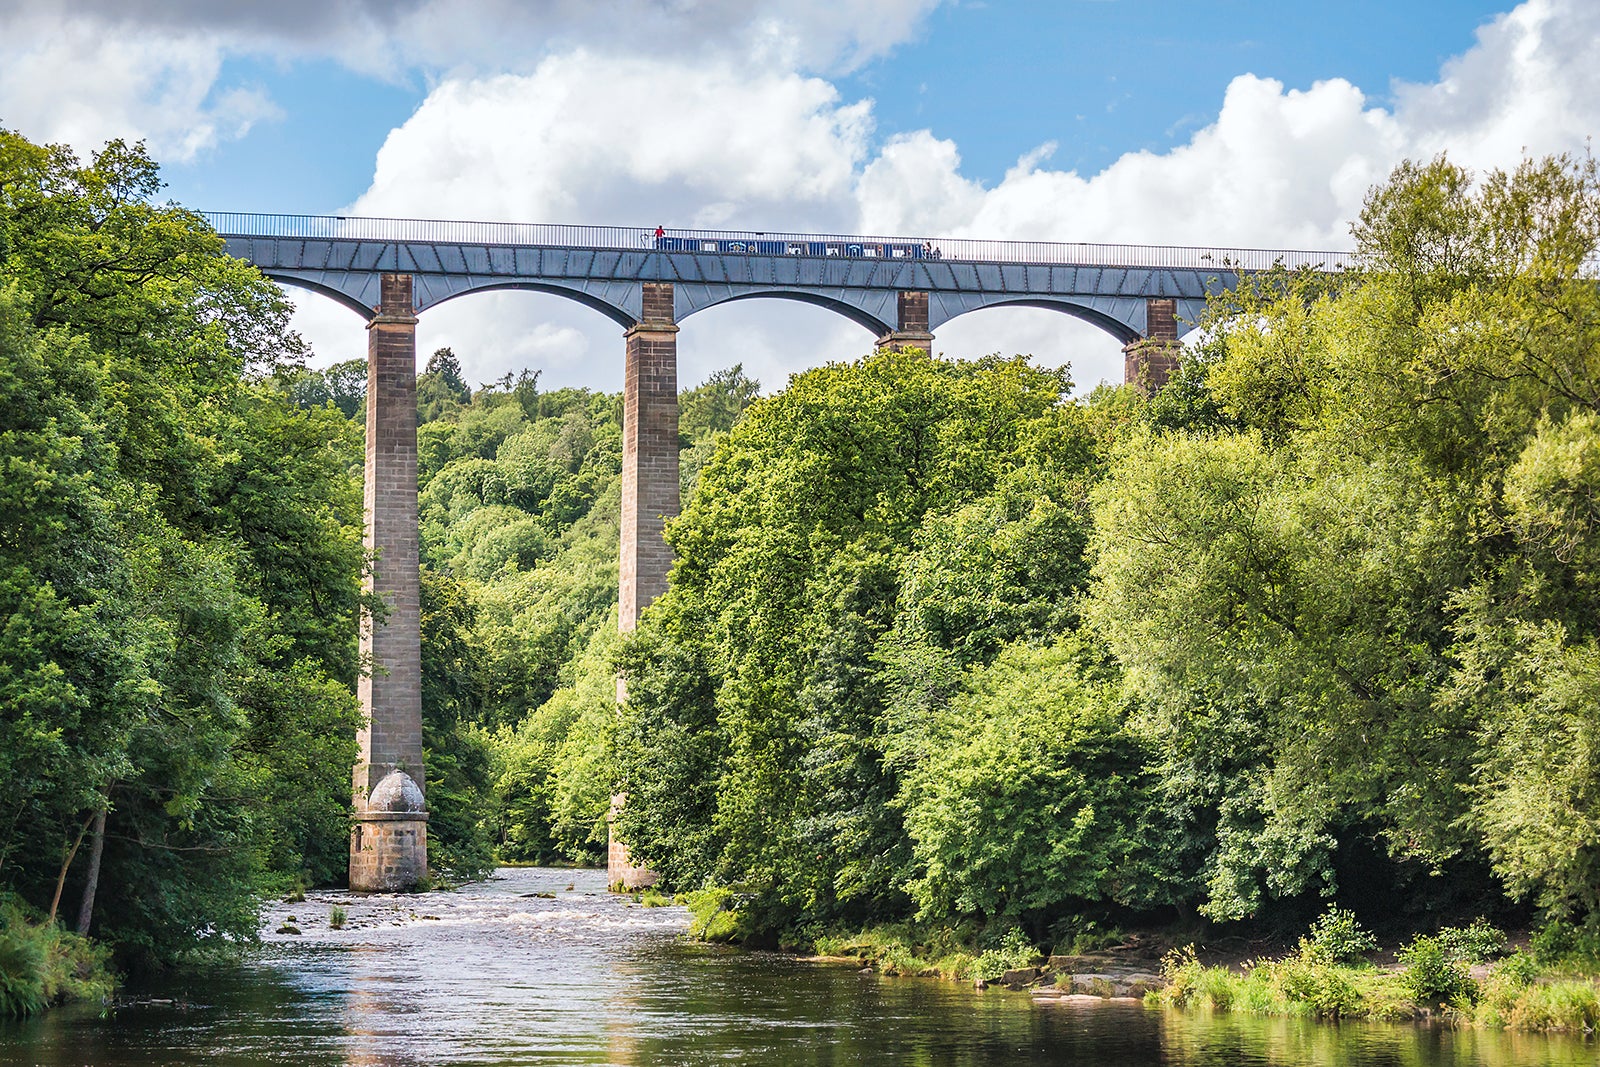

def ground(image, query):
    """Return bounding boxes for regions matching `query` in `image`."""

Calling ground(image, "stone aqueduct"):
[205,212,1347,890]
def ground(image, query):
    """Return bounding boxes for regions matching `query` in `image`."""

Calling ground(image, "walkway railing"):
[200,211,1357,273]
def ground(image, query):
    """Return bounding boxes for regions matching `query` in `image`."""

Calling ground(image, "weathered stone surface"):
[368,769,426,813]
[876,290,935,352]
[611,283,679,893]
[349,813,429,893]
[618,283,679,633]
[1032,971,1165,999]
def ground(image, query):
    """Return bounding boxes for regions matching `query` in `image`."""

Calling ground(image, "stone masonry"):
[618,281,680,633]
[876,290,935,352]
[351,272,429,892]
[1123,297,1183,394]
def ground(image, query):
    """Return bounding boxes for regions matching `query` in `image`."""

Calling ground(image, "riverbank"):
[1155,944,1600,1032]
[745,906,1600,1034]
[0,901,115,1017]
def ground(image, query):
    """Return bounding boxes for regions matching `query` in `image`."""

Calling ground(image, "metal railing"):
[199,211,1357,273]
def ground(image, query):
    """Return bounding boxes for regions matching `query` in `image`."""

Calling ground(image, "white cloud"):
[0,0,938,163]
[0,11,279,162]
[353,52,873,228]
[1396,0,1600,165]
[11,0,940,74]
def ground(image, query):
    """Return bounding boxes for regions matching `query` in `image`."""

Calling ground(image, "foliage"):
[811,923,979,979]
[0,129,365,965]
[1091,152,1600,922]
[1297,907,1377,965]
[896,640,1181,924]
[972,927,1039,982]
[1398,935,1479,1007]
[408,353,760,868]
[1436,918,1508,964]
[0,899,114,1017]
[617,350,1100,934]
[685,888,754,943]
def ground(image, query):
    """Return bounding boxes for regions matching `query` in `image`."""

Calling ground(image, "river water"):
[1,867,1594,1066]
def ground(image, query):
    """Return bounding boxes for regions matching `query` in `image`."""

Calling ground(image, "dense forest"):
[614,152,1600,955]
[6,125,1600,1015]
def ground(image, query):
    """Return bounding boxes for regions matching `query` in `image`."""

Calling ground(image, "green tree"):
[1090,153,1600,920]
[617,350,1093,932]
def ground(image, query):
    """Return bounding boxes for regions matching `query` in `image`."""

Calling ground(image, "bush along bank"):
[1154,910,1600,1033]
[0,900,115,1018]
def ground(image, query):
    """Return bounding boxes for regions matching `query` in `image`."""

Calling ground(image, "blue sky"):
[842,0,1514,182]
[3,0,1595,392]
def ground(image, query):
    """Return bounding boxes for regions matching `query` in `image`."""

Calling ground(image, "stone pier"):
[876,290,935,352]
[611,281,679,891]
[618,281,680,633]
[351,272,429,892]
[1123,297,1183,394]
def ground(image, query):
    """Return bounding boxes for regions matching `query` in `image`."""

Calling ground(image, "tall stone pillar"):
[618,281,680,634]
[351,272,429,893]
[876,291,935,352]
[1123,297,1183,395]
[611,281,679,892]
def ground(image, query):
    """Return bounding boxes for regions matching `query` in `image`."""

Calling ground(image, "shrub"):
[0,916,47,1018]
[328,905,347,930]
[1158,946,1244,1010]
[1049,917,1125,956]
[1437,918,1506,963]
[1274,957,1364,1018]
[685,888,752,942]
[1399,935,1478,1007]
[1298,907,1377,965]
[973,928,1038,982]
[1529,918,1600,967]
[1157,946,1209,1006]
[1503,979,1600,1032]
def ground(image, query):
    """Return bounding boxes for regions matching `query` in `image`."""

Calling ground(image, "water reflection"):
[0,868,1593,1066]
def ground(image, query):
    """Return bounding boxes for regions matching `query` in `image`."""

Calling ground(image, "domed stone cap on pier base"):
[350,770,429,893]
[368,768,426,813]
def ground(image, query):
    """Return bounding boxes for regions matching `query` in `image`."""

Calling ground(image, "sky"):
[1,0,1596,395]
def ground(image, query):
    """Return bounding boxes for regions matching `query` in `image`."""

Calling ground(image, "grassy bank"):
[1157,947,1600,1031]
[0,900,116,1017]
[1155,913,1600,1033]
[685,892,1600,1033]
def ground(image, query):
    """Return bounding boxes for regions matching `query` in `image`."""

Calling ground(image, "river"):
[1,867,1593,1066]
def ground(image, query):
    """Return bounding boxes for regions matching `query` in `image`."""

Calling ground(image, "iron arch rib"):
[676,287,893,337]
[930,296,1144,345]
[422,280,638,329]
[262,272,378,322]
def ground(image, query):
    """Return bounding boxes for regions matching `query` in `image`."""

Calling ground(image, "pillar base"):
[607,793,658,891]
[350,811,430,892]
